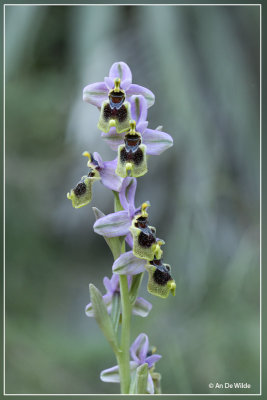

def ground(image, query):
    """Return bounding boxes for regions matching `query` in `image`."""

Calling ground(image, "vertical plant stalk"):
[112,191,132,393]
[118,274,131,394]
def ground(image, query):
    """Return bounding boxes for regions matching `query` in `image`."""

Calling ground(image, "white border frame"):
[3,3,262,397]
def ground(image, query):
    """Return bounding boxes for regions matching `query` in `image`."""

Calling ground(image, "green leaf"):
[129,273,144,305]
[89,284,118,354]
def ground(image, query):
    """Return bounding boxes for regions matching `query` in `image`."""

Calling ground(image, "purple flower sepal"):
[112,250,147,275]
[83,61,155,109]
[93,177,139,238]
[100,333,161,394]
[102,95,173,155]
[85,151,123,192]
[85,274,152,318]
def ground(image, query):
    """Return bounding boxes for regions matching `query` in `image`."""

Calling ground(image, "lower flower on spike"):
[146,258,176,299]
[98,78,131,133]
[116,120,147,178]
[100,333,161,394]
[130,202,164,260]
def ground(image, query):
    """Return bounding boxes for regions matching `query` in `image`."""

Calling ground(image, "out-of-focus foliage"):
[5,5,260,394]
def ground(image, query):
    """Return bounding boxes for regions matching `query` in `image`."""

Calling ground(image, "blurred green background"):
[5,5,260,395]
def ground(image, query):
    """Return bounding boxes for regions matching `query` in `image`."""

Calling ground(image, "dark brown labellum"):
[153,268,172,285]
[73,182,87,197]
[120,147,144,166]
[103,103,128,123]
[138,228,156,248]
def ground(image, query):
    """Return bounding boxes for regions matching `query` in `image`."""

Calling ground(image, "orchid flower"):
[93,179,164,260]
[67,151,123,208]
[112,252,176,299]
[100,333,162,394]
[83,61,155,109]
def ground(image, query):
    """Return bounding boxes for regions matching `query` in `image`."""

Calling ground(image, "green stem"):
[118,274,132,393]
[112,191,132,393]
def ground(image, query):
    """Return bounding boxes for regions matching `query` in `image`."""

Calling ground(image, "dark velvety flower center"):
[104,103,127,123]
[150,258,172,285]
[109,90,125,109]
[74,182,87,197]
[134,216,156,247]
[138,227,156,248]
[120,134,143,166]
[153,268,172,286]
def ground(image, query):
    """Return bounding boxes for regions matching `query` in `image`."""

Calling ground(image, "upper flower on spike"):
[67,151,123,209]
[85,274,152,318]
[102,95,173,155]
[100,333,161,394]
[98,77,132,134]
[83,61,155,110]
[116,120,148,178]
